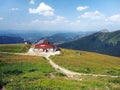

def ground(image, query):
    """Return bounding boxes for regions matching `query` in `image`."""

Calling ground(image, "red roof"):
[35,44,55,49]
[34,39,60,51]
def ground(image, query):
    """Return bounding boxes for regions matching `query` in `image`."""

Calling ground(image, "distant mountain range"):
[60,30,120,57]
[0,30,94,44]
[40,32,93,44]
[0,36,24,44]
[0,30,60,43]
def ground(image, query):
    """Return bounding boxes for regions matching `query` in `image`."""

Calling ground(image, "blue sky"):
[0,0,120,31]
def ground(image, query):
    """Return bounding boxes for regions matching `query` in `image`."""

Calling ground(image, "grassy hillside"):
[51,49,120,75]
[60,30,120,57]
[0,53,55,89]
[0,44,31,53]
[0,53,120,90]
[98,30,120,45]
[0,44,120,90]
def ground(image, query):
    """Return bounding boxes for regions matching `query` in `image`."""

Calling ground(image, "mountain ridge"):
[60,30,120,57]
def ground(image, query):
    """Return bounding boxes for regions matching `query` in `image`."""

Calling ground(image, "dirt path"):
[1,50,120,80]
[44,55,119,79]
[44,56,82,80]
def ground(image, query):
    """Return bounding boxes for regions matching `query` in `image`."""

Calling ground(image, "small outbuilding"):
[34,39,60,52]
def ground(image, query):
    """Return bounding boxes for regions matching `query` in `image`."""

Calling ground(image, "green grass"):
[51,49,120,75]
[0,46,120,90]
[0,44,31,53]
[0,53,55,89]
[0,53,105,90]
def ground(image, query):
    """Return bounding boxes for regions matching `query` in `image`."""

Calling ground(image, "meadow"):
[0,44,120,90]
[1,53,120,90]
[0,44,31,53]
[51,49,120,76]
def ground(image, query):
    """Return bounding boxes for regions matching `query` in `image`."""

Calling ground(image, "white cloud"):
[77,6,89,11]
[25,16,81,30]
[107,14,120,22]
[9,8,19,11]
[32,16,68,24]
[0,17,4,21]
[79,10,104,19]
[53,16,68,23]
[29,2,54,16]
[30,0,35,5]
